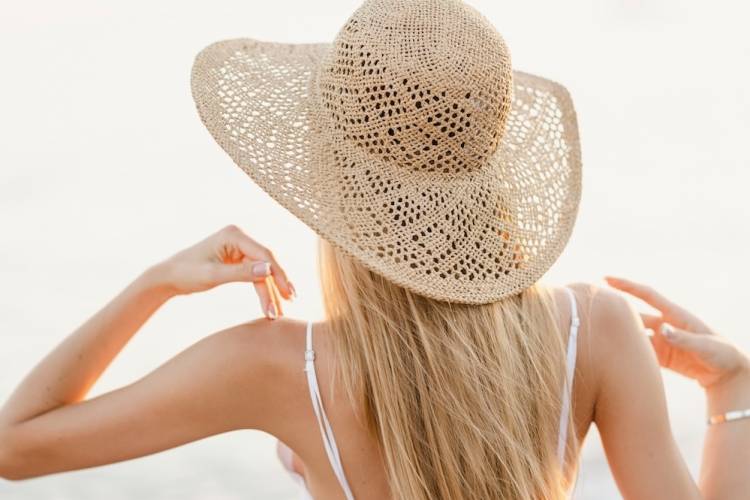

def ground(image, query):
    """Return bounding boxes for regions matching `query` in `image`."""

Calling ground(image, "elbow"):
[0,468,30,482]
[0,429,36,481]
[0,451,21,482]
[0,452,20,482]
[0,457,33,481]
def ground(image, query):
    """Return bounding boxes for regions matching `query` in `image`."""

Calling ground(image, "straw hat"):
[191,0,581,304]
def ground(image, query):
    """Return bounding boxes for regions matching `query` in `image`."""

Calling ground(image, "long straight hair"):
[318,238,574,499]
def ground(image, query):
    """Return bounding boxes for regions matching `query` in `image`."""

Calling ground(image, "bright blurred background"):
[0,0,748,498]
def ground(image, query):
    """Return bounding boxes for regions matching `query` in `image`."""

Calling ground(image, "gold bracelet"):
[707,408,750,425]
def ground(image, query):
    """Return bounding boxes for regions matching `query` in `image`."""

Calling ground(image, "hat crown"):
[317,0,513,175]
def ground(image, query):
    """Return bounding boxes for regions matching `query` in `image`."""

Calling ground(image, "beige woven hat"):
[191,0,581,304]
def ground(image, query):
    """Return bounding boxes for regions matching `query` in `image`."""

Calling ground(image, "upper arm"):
[1,319,284,480]
[590,287,701,499]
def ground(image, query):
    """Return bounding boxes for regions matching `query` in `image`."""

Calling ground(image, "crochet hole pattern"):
[191,0,581,303]
[318,4,513,176]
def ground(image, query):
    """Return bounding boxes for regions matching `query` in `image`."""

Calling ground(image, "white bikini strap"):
[304,321,356,500]
[557,287,580,466]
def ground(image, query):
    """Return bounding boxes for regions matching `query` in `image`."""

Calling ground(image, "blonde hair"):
[318,238,575,499]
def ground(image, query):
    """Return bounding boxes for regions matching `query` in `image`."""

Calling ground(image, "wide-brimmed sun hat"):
[191,0,581,304]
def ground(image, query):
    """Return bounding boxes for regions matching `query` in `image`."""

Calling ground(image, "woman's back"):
[259,283,639,499]
[3,0,743,496]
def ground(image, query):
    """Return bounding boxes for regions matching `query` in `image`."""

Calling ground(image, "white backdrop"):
[1,1,748,498]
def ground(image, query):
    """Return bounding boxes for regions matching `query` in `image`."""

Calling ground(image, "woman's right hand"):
[605,276,750,391]
[152,225,295,319]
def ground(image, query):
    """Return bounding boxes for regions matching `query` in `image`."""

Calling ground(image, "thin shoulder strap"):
[557,287,580,466]
[304,321,356,500]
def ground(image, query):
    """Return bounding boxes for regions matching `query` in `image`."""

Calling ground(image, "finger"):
[266,252,294,301]
[604,276,676,315]
[268,277,284,317]
[231,233,295,300]
[640,313,663,330]
[216,225,249,263]
[648,320,677,366]
[647,333,674,368]
[210,260,271,285]
[254,280,278,320]
[640,313,664,358]
[660,324,710,354]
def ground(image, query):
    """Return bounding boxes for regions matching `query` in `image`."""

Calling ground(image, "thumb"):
[660,324,711,354]
[212,259,271,284]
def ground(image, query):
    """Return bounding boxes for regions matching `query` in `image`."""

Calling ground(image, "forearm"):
[0,265,173,426]
[699,368,750,500]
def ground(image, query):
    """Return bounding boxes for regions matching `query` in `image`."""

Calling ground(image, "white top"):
[280,287,581,499]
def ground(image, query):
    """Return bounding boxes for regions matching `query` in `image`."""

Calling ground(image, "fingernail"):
[644,328,655,338]
[660,323,674,338]
[288,281,297,300]
[266,302,278,320]
[252,261,271,277]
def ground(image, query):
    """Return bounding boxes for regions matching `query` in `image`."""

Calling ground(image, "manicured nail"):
[644,328,654,338]
[660,323,674,338]
[252,261,271,277]
[288,281,297,300]
[266,302,278,320]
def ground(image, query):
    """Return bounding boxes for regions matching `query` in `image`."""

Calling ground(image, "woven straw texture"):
[191,0,582,304]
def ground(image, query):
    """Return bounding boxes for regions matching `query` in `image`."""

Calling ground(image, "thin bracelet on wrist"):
[707,408,750,425]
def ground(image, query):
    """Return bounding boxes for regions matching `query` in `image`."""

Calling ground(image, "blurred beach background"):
[0,0,748,498]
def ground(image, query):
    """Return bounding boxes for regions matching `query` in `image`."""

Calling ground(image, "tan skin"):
[0,225,747,499]
[606,276,750,500]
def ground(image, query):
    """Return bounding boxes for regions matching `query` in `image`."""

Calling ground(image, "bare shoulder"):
[558,282,654,365]
[204,317,309,430]
[559,282,663,411]
[556,283,646,344]
[557,285,698,497]
[548,283,660,432]
[215,316,307,363]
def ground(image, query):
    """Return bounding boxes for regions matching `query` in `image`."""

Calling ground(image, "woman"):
[1,0,748,498]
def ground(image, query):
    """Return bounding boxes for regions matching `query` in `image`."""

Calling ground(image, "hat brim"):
[191,39,581,304]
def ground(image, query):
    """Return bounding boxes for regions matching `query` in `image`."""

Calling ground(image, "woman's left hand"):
[605,276,747,390]
[151,225,295,319]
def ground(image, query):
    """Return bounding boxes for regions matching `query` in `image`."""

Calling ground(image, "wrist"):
[137,263,179,301]
[706,361,750,416]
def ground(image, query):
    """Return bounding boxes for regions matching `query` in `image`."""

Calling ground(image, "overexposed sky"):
[1,1,748,498]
